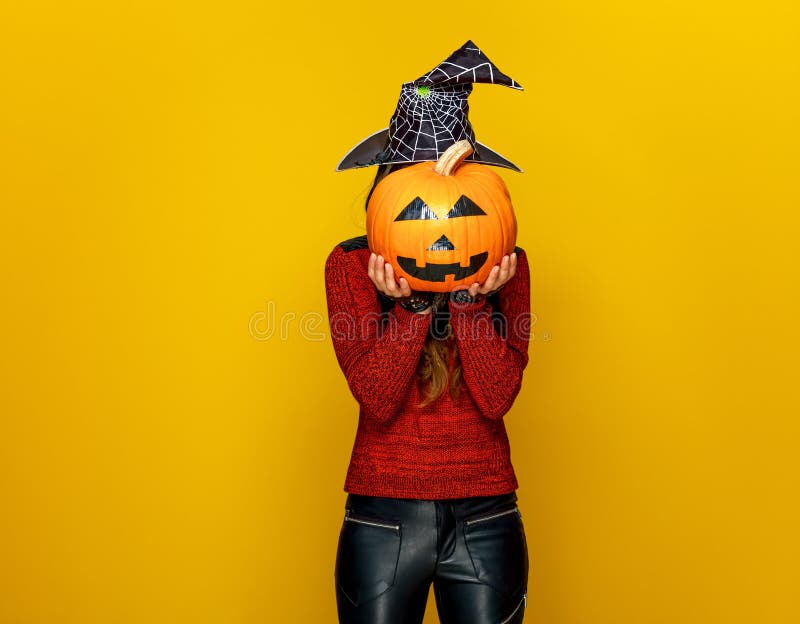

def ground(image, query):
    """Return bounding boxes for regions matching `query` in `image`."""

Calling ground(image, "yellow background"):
[1,1,798,622]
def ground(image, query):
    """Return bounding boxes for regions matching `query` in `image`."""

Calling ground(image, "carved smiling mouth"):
[396,251,489,282]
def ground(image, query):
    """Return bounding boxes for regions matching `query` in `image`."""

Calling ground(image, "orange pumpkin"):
[366,140,517,292]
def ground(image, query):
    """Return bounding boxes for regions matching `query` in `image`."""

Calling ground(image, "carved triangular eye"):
[446,195,487,218]
[394,197,439,221]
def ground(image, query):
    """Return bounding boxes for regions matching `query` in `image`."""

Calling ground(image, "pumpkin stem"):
[433,140,474,176]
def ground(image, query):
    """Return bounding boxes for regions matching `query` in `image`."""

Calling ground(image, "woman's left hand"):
[454,252,517,297]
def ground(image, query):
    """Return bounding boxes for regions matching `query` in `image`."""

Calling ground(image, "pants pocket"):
[463,505,528,599]
[335,509,403,606]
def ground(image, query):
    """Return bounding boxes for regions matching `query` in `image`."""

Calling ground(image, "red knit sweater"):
[325,235,531,499]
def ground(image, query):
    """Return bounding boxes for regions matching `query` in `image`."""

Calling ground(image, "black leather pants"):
[335,491,528,624]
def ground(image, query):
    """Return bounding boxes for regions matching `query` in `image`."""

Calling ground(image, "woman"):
[325,158,532,624]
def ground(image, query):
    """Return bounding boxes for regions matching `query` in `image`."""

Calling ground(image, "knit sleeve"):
[325,245,432,423]
[448,249,532,420]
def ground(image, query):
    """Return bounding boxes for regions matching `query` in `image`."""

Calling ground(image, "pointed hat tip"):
[454,39,523,90]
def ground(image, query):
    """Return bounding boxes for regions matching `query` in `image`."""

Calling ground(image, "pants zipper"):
[344,509,400,531]
[499,593,526,624]
[464,506,520,527]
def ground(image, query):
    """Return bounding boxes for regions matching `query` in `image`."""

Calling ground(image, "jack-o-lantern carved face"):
[366,141,517,292]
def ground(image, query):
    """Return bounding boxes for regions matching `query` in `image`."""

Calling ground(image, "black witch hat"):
[336,40,523,173]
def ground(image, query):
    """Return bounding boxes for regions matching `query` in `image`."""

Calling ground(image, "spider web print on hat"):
[336,40,524,172]
[388,83,476,164]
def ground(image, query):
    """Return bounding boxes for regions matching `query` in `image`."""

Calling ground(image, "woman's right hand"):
[368,253,412,299]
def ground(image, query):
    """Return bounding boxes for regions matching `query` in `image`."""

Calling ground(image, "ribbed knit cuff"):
[448,297,495,342]
[393,302,434,334]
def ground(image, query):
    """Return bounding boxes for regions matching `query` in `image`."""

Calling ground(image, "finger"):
[373,255,387,292]
[497,253,515,287]
[384,262,401,296]
[367,252,376,281]
[469,282,480,297]
[500,256,511,277]
[496,255,511,284]
[397,276,412,297]
[480,265,500,294]
[508,252,517,279]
